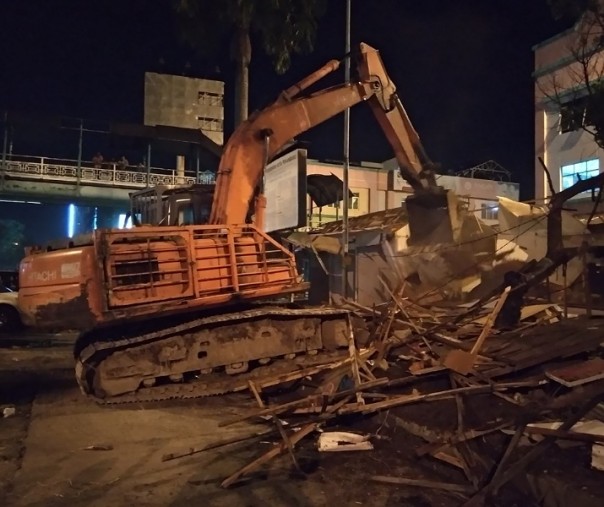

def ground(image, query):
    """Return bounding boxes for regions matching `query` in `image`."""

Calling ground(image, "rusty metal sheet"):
[546,358,604,387]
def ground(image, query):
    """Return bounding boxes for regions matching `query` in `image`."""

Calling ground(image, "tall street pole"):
[342,0,351,299]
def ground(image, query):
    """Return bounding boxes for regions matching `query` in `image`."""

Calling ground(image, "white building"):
[305,158,519,229]
[533,8,604,217]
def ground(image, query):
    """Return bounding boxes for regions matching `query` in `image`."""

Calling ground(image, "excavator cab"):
[128,184,214,227]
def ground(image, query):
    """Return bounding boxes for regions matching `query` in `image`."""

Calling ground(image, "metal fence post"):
[196,146,201,183]
[146,142,151,187]
[0,112,7,188]
[76,119,83,187]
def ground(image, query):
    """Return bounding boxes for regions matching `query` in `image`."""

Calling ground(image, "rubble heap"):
[164,286,604,505]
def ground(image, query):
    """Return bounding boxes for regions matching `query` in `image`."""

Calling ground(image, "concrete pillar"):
[176,155,185,184]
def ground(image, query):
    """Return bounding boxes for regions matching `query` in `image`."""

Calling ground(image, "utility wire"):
[414,214,549,303]
[387,212,548,260]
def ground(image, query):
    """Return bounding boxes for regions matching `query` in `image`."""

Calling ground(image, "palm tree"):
[175,0,326,128]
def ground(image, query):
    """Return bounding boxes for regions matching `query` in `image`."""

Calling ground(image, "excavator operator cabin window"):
[178,207,195,226]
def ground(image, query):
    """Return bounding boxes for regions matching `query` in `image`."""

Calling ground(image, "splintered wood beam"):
[337,380,538,415]
[220,395,323,427]
[371,475,474,494]
[161,428,276,462]
[220,422,319,488]
[378,276,422,333]
[220,396,353,488]
[522,426,604,444]
[416,421,514,457]
[221,377,387,426]
[462,393,604,506]
[248,380,265,408]
[272,415,301,472]
[346,315,364,404]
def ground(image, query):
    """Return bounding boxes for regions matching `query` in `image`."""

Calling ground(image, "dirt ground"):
[1,331,603,507]
[0,332,453,507]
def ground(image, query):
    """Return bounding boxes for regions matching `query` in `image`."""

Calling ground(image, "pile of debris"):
[164,286,604,505]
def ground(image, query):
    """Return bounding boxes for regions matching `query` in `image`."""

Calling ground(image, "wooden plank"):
[222,378,388,425]
[161,428,275,462]
[220,395,322,427]
[248,380,265,408]
[462,393,604,506]
[272,415,301,472]
[221,423,319,488]
[416,421,513,457]
[346,315,364,404]
[480,318,604,378]
[338,380,546,415]
[339,385,493,415]
[523,426,604,444]
[220,395,353,488]
[371,475,474,494]
[442,287,510,375]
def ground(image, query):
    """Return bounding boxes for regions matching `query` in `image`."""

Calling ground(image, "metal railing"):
[0,154,216,188]
[100,224,299,308]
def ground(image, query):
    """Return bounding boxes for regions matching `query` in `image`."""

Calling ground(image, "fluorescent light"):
[68,204,75,238]
[0,199,42,204]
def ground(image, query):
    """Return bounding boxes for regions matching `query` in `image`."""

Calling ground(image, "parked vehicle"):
[0,285,22,332]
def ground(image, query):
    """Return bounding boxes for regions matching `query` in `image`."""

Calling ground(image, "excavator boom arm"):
[210,81,375,225]
[209,43,435,226]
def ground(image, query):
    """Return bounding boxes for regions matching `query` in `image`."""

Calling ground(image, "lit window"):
[560,159,600,190]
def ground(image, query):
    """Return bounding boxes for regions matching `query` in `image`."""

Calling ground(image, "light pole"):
[342,0,351,299]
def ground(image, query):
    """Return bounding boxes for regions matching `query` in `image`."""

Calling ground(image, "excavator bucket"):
[405,188,461,246]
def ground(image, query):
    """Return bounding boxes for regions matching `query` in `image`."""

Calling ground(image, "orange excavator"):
[17,43,459,402]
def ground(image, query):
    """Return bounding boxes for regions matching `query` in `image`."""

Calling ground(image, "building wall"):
[144,72,225,145]
[384,158,519,227]
[533,14,604,208]
[303,158,519,228]
[305,160,389,227]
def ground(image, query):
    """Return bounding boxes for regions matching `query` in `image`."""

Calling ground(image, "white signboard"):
[264,149,307,232]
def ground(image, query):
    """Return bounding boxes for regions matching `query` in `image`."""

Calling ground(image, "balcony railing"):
[0,154,216,188]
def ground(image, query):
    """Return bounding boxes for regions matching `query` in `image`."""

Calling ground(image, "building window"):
[197,116,224,132]
[560,102,585,133]
[558,95,598,134]
[197,91,223,107]
[560,159,600,190]
[481,202,498,220]
[329,192,359,209]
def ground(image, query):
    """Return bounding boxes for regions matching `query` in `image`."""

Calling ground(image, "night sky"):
[0,0,570,200]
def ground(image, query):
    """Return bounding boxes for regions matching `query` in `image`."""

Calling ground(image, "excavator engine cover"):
[405,188,460,246]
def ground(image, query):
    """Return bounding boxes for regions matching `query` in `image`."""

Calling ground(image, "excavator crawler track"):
[75,307,351,404]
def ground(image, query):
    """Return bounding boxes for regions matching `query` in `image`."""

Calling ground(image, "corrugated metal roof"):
[312,206,408,235]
